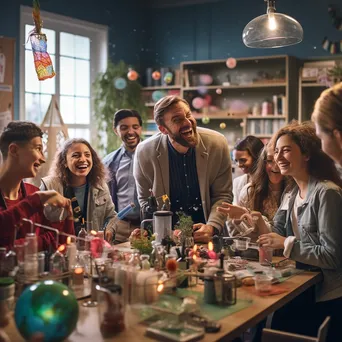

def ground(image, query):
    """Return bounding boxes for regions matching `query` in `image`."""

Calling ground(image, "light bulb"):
[268,13,277,30]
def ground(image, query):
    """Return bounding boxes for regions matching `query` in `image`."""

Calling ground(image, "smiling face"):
[235,150,254,174]
[158,101,198,148]
[114,117,142,152]
[274,134,309,179]
[264,148,283,185]
[65,143,93,185]
[14,137,45,178]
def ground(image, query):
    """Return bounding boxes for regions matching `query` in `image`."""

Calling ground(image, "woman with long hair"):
[233,135,264,204]
[256,121,342,340]
[41,138,117,236]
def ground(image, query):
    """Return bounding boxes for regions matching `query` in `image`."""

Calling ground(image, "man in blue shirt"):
[103,109,142,243]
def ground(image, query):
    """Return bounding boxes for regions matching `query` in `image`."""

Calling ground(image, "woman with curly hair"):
[41,138,117,236]
[256,121,342,340]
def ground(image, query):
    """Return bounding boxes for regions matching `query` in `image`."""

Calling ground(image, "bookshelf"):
[180,55,299,146]
[141,55,300,141]
[298,58,342,123]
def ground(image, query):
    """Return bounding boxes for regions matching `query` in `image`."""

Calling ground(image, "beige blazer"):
[41,176,116,232]
[133,127,233,232]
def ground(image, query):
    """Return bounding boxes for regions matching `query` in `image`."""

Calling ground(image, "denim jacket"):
[273,177,342,302]
[41,176,117,232]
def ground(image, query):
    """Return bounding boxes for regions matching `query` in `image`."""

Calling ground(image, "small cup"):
[254,274,272,293]
[259,247,273,266]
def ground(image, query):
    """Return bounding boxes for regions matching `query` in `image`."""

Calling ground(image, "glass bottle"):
[24,233,38,278]
[140,254,150,270]
[0,247,7,277]
[77,226,87,251]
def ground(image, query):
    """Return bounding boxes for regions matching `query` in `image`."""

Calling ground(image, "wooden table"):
[5,266,322,342]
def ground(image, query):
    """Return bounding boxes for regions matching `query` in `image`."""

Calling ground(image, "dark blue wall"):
[142,0,342,68]
[0,0,145,119]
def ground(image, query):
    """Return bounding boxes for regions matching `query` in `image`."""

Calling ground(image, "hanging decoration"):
[163,71,173,84]
[114,77,127,90]
[219,122,226,130]
[192,97,204,110]
[152,90,166,103]
[152,71,161,80]
[226,58,237,69]
[28,0,55,80]
[322,5,342,54]
[201,116,210,125]
[127,68,139,81]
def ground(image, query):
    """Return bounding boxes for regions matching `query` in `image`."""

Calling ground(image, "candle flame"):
[193,254,197,261]
[193,244,198,252]
[66,236,71,245]
[90,230,97,236]
[208,241,213,251]
[157,283,164,293]
[74,267,84,274]
[58,244,66,252]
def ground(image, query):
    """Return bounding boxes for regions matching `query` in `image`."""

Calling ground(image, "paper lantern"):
[202,116,210,124]
[127,69,138,81]
[164,72,173,84]
[226,58,237,69]
[152,71,161,80]
[114,77,127,90]
[192,97,204,109]
[219,122,226,129]
[216,88,222,95]
[152,90,166,102]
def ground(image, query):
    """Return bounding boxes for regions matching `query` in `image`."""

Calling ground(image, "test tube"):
[24,233,38,278]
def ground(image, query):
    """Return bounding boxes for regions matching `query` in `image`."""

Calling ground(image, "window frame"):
[20,5,108,143]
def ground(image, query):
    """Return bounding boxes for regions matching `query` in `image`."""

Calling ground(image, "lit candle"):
[72,266,84,286]
[66,237,76,270]
[207,241,217,259]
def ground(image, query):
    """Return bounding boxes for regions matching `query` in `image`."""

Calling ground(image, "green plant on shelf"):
[93,60,147,155]
[131,234,155,255]
[328,64,342,83]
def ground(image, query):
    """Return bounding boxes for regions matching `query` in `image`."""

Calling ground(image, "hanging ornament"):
[199,74,213,85]
[202,116,210,125]
[216,88,222,95]
[152,71,161,80]
[322,6,342,54]
[127,68,138,81]
[152,90,166,102]
[164,72,173,84]
[114,77,127,90]
[28,0,55,81]
[219,122,226,130]
[226,58,237,69]
[198,86,208,95]
[192,97,204,109]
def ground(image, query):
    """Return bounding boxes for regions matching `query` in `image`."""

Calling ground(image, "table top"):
[5,262,322,342]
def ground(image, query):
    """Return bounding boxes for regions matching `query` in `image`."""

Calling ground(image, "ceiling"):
[148,0,223,8]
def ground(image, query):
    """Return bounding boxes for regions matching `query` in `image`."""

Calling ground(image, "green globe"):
[15,280,79,342]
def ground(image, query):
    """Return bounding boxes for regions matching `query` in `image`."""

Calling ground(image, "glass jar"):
[140,254,150,270]
[97,284,125,337]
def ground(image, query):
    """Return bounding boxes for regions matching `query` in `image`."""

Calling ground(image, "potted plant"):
[174,212,194,248]
[93,60,146,155]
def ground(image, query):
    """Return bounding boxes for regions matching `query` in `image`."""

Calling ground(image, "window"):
[20,6,108,142]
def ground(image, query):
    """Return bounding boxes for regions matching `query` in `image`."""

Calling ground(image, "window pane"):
[60,96,75,124]
[40,55,56,94]
[75,35,90,60]
[40,94,52,120]
[25,93,41,123]
[75,60,90,96]
[75,97,90,124]
[68,128,90,141]
[25,50,40,93]
[60,57,75,96]
[60,32,75,57]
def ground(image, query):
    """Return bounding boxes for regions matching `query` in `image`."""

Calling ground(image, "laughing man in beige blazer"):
[133,95,233,242]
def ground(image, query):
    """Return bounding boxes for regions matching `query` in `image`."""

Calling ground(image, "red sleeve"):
[0,194,44,249]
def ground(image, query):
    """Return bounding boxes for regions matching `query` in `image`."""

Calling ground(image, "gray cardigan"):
[41,176,117,232]
[273,177,342,302]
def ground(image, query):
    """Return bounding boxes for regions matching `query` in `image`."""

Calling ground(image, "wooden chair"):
[262,317,330,342]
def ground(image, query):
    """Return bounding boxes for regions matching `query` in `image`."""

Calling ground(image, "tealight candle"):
[72,266,84,286]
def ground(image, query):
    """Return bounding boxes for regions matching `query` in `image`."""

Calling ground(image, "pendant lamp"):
[242,0,303,48]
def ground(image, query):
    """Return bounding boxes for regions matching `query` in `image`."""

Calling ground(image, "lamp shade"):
[242,12,303,48]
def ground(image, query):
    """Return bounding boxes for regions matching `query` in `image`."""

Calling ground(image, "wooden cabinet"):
[141,55,300,145]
